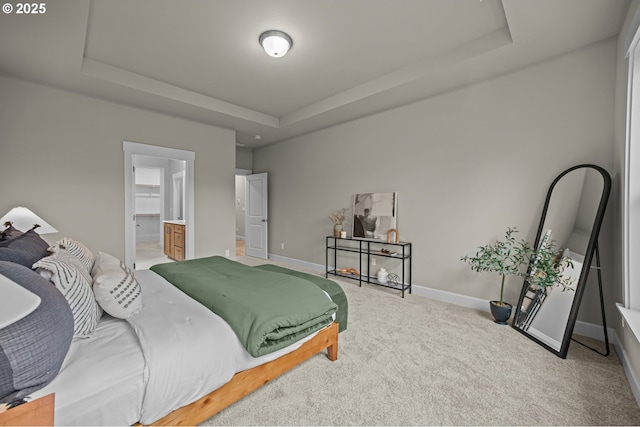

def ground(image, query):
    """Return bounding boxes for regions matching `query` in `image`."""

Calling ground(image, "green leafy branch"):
[461,227,531,306]
[461,227,576,306]
[526,241,575,292]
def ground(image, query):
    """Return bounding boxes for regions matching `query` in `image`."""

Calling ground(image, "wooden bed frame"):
[144,321,339,426]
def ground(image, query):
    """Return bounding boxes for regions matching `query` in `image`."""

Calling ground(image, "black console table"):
[325,236,412,297]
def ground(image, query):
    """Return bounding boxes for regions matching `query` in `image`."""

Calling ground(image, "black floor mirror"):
[512,164,611,359]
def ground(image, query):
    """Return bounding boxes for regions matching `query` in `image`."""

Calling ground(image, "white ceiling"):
[0,0,630,147]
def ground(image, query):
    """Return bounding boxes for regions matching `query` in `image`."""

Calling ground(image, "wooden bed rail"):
[143,321,339,426]
[0,394,54,426]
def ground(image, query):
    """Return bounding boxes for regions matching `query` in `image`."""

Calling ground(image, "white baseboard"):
[268,254,326,273]
[573,319,612,342]
[268,253,640,406]
[269,255,494,313]
[410,283,490,312]
[613,330,640,406]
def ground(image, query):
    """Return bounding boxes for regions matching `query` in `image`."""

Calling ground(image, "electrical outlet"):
[281,243,285,250]
[225,249,230,256]
[371,258,376,266]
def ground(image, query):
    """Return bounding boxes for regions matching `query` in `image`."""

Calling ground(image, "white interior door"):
[245,173,268,259]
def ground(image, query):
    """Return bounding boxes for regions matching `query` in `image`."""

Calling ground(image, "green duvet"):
[150,256,338,357]
[254,264,348,333]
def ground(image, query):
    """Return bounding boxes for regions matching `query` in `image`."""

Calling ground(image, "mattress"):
[30,315,145,426]
[30,268,324,426]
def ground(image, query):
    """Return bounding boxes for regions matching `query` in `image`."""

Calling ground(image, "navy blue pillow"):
[0,230,50,268]
[0,261,74,403]
[0,225,23,242]
[0,248,33,267]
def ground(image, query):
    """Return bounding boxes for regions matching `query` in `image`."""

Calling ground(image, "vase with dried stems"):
[329,208,348,237]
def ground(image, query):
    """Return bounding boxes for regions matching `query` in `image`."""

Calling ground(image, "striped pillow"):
[91,252,142,319]
[49,237,95,275]
[33,253,102,338]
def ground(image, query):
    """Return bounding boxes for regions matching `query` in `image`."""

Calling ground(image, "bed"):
[0,232,347,426]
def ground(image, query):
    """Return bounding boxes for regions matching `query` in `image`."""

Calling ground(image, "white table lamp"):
[0,207,58,234]
[0,274,41,329]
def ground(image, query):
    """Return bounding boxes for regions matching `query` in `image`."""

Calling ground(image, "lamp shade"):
[0,274,41,329]
[0,206,58,234]
[259,30,293,58]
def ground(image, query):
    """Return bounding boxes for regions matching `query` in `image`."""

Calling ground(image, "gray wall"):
[0,74,237,260]
[236,147,253,170]
[254,40,616,319]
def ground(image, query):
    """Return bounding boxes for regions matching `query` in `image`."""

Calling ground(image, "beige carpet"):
[201,258,640,426]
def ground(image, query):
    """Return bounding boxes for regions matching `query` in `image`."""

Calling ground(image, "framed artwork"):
[352,192,397,240]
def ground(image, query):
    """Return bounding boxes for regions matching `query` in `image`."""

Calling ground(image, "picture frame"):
[352,192,397,241]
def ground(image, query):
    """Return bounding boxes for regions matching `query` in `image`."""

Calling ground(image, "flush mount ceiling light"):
[259,30,293,58]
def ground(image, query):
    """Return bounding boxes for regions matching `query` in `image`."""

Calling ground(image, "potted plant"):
[329,208,348,237]
[461,227,531,324]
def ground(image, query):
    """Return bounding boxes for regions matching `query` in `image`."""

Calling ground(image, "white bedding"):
[32,268,322,426]
[30,315,145,426]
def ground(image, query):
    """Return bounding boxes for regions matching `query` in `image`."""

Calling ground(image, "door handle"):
[262,219,268,222]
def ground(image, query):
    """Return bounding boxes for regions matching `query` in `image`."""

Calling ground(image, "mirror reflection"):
[513,165,610,357]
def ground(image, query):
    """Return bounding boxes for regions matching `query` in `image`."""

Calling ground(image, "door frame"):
[123,141,195,269]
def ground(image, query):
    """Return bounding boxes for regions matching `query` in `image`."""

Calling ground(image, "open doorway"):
[133,164,165,269]
[124,141,195,270]
[133,157,187,269]
[235,169,251,257]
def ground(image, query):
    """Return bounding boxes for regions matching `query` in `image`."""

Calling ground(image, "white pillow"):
[49,237,95,275]
[33,252,103,338]
[91,252,142,319]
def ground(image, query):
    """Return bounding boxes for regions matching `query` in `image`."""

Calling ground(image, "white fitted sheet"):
[30,268,323,426]
[31,315,146,426]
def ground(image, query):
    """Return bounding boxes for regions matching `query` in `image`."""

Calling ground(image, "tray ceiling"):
[0,0,629,147]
